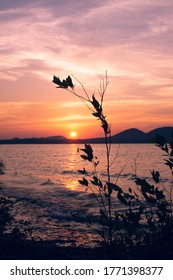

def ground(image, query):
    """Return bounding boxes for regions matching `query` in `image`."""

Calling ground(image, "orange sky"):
[0,0,173,139]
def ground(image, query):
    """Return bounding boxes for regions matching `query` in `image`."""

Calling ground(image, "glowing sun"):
[70,131,77,138]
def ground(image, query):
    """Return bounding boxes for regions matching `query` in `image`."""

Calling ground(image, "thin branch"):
[115,162,128,185]
[71,74,91,101]
[66,88,94,113]
[110,144,121,168]
[100,71,109,107]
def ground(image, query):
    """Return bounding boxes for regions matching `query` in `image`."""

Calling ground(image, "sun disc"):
[70,131,77,138]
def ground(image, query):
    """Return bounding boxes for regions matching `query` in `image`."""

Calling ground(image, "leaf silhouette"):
[107,182,121,192]
[52,76,64,87]
[92,112,100,118]
[155,188,165,200]
[80,155,89,161]
[164,159,173,170]
[101,120,109,134]
[117,191,129,206]
[52,75,74,88]
[78,177,88,186]
[150,170,160,184]
[80,144,93,162]
[52,76,68,88]
[135,178,155,194]
[77,168,87,175]
[61,79,69,88]
[92,95,101,111]
[91,176,103,188]
[66,75,74,88]
[142,192,157,205]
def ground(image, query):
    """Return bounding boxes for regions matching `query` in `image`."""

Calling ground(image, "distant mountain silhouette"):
[0,135,68,144]
[46,136,66,140]
[111,127,173,143]
[0,127,173,144]
[147,127,173,142]
[111,128,147,143]
[82,127,173,144]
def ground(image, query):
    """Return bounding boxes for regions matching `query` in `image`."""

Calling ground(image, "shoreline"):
[1,235,173,260]
[1,187,173,260]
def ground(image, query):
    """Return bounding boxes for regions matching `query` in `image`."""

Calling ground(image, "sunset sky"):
[0,0,173,139]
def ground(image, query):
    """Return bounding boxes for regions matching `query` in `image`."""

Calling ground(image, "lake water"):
[0,143,172,247]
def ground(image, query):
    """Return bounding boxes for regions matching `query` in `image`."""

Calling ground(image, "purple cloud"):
[0,0,173,136]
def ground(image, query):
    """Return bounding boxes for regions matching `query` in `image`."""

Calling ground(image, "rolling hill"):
[0,127,173,144]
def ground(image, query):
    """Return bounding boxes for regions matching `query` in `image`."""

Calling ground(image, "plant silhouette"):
[53,74,173,258]
[0,160,34,247]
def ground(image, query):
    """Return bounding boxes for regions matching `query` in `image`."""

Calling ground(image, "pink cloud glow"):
[0,0,173,138]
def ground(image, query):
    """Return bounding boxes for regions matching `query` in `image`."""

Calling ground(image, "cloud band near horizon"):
[0,0,173,138]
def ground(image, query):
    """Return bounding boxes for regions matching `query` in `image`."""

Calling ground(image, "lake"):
[0,143,172,247]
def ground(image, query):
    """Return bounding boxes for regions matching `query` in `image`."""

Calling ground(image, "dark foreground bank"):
[0,235,173,260]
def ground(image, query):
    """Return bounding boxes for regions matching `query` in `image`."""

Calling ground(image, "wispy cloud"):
[0,101,95,138]
[0,0,173,137]
[1,0,173,80]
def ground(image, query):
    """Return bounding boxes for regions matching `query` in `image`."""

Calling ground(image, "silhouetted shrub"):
[53,75,173,258]
[0,160,13,237]
[0,160,5,175]
[0,160,33,244]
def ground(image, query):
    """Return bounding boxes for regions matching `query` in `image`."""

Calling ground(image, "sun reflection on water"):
[65,179,79,191]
